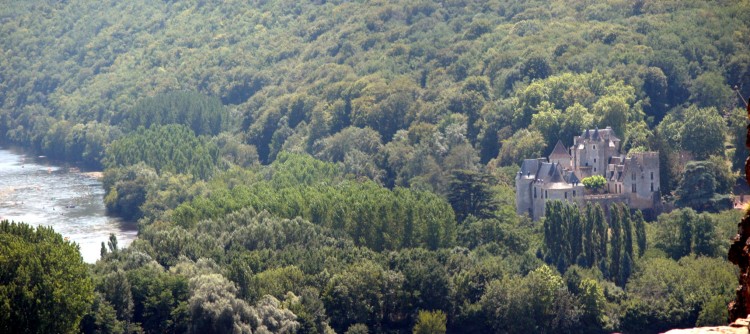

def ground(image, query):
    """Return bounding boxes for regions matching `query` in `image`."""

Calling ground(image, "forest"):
[1,0,750,333]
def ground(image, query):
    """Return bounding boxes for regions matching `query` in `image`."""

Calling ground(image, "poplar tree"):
[609,205,622,284]
[594,204,607,269]
[583,203,596,266]
[634,210,647,257]
[679,209,694,257]
[622,205,634,259]
[570,204,583,266]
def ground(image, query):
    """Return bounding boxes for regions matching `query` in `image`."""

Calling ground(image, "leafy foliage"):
[676,161,733,212]
[582,175,606,191]
[1,0,748,332]
[0,221,94,334]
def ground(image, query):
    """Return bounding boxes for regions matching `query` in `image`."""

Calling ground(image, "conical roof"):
[549,140,570,159]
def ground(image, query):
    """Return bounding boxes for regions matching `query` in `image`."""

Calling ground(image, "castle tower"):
[572,127,621,179]
[516,159,542,217]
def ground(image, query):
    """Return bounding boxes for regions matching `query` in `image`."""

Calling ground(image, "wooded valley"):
[1,0,749,333]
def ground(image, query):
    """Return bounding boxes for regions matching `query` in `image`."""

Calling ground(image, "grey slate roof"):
[580,127,621,142]
[519,159,542,177]
[564,170,580,184]
[536,162,566,183]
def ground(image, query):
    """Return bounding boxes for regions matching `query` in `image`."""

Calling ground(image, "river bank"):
[0,146,136,263]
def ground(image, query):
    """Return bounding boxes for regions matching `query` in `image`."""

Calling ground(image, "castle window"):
[573,190,576,197]
[594,168,596,172]
[593,145,596,150]
[565,192,568,199]
[632,173,636,181]
[545,190,548,198]
[534,187,537,199]
[651,183,654,192]
[650,172,654,180]
[594,158,597,163]
[632,184,636,193]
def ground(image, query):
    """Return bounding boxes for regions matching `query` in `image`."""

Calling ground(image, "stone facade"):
[516,127,660,220]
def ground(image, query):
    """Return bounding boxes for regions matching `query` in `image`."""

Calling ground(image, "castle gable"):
[549,140,570,159]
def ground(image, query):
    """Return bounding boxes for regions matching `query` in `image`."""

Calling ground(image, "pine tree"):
[447,170,498,223]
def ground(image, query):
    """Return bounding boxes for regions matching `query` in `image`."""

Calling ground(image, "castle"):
[516,127,660,220]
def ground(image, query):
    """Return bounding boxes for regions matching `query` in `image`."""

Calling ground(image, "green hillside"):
[1,0,749,333]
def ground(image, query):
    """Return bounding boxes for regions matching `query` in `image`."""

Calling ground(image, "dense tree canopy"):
[1,0,748,333]
[0,221,94,334]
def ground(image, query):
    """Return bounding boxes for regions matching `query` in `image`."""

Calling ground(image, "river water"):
[0,147,137,263]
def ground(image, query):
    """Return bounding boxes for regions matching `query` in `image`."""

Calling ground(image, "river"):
[0,147,137,263]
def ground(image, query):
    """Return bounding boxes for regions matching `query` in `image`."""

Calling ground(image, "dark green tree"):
[115,91,229,136]
[609,205,622,284]
[680,106,726,160]
[0,221,94,334]
[634,210,647,257]
[447,169,498,223]
[692,214,718,257]
[622,207,634,259]
[676,161,732,212]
